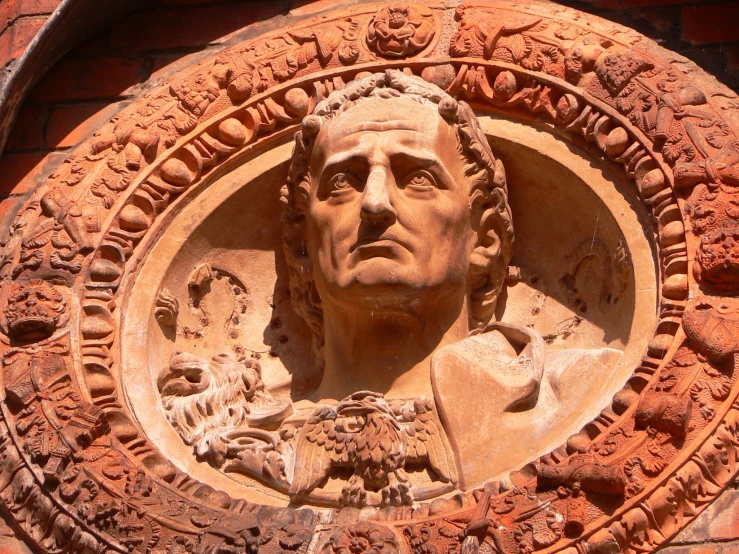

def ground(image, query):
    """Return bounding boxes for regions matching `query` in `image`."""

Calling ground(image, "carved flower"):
[323,522,399,554]
[166,536,194,554]
[594,437,618,457]
[366,4,435,58]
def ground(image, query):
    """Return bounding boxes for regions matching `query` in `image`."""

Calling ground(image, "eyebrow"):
[320,148,456,188]
[350,121,423,132]
[322,148,440,169]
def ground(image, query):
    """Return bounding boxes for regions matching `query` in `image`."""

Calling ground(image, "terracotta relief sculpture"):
[1,1,739,553]
[152,71,623,505]
[158,351,291,473]
[366,4,435,58]
[279,69,621,495]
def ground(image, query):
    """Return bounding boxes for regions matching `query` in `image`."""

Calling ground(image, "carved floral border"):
[0,2,738,553]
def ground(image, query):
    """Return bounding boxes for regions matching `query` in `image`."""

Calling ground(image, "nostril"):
[360,204,397,225]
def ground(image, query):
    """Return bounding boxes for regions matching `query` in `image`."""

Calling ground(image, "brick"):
[45,102,126,149]
[66,31,111,58]
[628,6,680,33]
[0,2,19,33]
[17,0,61,16]
[149,50,209,82]
[290,0,341,16]
[726,45,739,82]
[29,56,146,102]
[0,152,46,196]
[0,16,45,66]
[110,3,287,53]
[682,3,739,44]
[0,28,12,67]
[0,0,57,35]
[674,488,739,542]
[5,106,46,151]
[681,46,733,84]
[8,17,44,58]
[597,6,681,48]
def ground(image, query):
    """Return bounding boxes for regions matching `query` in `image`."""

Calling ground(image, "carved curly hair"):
[280,70,514,368]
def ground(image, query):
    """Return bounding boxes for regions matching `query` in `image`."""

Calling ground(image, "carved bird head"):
[337,391,395,418]
[308,405,338,424]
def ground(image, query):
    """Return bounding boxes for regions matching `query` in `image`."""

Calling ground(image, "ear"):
[467,204,508,328]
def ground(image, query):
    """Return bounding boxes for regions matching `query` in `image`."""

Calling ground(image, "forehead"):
[312,96,456,164]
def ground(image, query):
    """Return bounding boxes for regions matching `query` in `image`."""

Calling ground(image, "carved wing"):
[406,402,458,485]
[289,405,345,496]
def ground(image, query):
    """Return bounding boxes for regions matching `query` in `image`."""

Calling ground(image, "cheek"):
[429,202,475,271]
[307,203,358,258]
[428,199,473,247]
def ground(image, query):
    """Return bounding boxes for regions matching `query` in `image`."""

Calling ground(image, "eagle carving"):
[289,391,457,506]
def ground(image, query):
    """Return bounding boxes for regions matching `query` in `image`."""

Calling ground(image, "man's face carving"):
[307,97,476,310]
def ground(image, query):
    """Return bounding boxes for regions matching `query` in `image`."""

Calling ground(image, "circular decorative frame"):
[0,2,738,553]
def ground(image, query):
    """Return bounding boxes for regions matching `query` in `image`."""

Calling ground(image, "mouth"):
[337,401,372,416]
[158,352,210,396]
[350,233,407,254]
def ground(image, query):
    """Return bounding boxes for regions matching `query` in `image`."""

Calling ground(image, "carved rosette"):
[322,522,400,554]
[366,4,436,58]
[0,2,737,553]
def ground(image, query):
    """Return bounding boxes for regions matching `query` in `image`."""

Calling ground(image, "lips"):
[157,351,211,397]
[350,233,407,253]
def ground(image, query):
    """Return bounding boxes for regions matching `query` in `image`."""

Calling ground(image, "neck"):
[310,292,469,402]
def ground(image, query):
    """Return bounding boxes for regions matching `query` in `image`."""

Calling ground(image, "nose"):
[361,167,397,226]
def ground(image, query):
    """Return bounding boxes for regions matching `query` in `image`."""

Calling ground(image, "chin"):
[353,258,416,286]
[326,261,424,303]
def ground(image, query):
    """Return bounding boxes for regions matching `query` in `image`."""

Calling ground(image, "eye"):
[327,172,356,195]
[404,170,437,191]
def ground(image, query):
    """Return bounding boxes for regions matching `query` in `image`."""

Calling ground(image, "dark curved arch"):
[0,0,144,154]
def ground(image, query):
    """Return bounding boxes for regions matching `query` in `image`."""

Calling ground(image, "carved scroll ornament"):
[0,1,738,553]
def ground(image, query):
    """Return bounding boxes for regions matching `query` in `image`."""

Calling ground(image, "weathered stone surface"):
[0,0,739,552]
[674,487,739,543]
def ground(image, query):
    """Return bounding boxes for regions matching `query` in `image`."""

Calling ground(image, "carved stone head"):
[281,70,513,367]
[5,280,67,341]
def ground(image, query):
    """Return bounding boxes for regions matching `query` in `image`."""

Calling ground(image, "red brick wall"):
[0,0,62,72]
[0,0,738,550]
